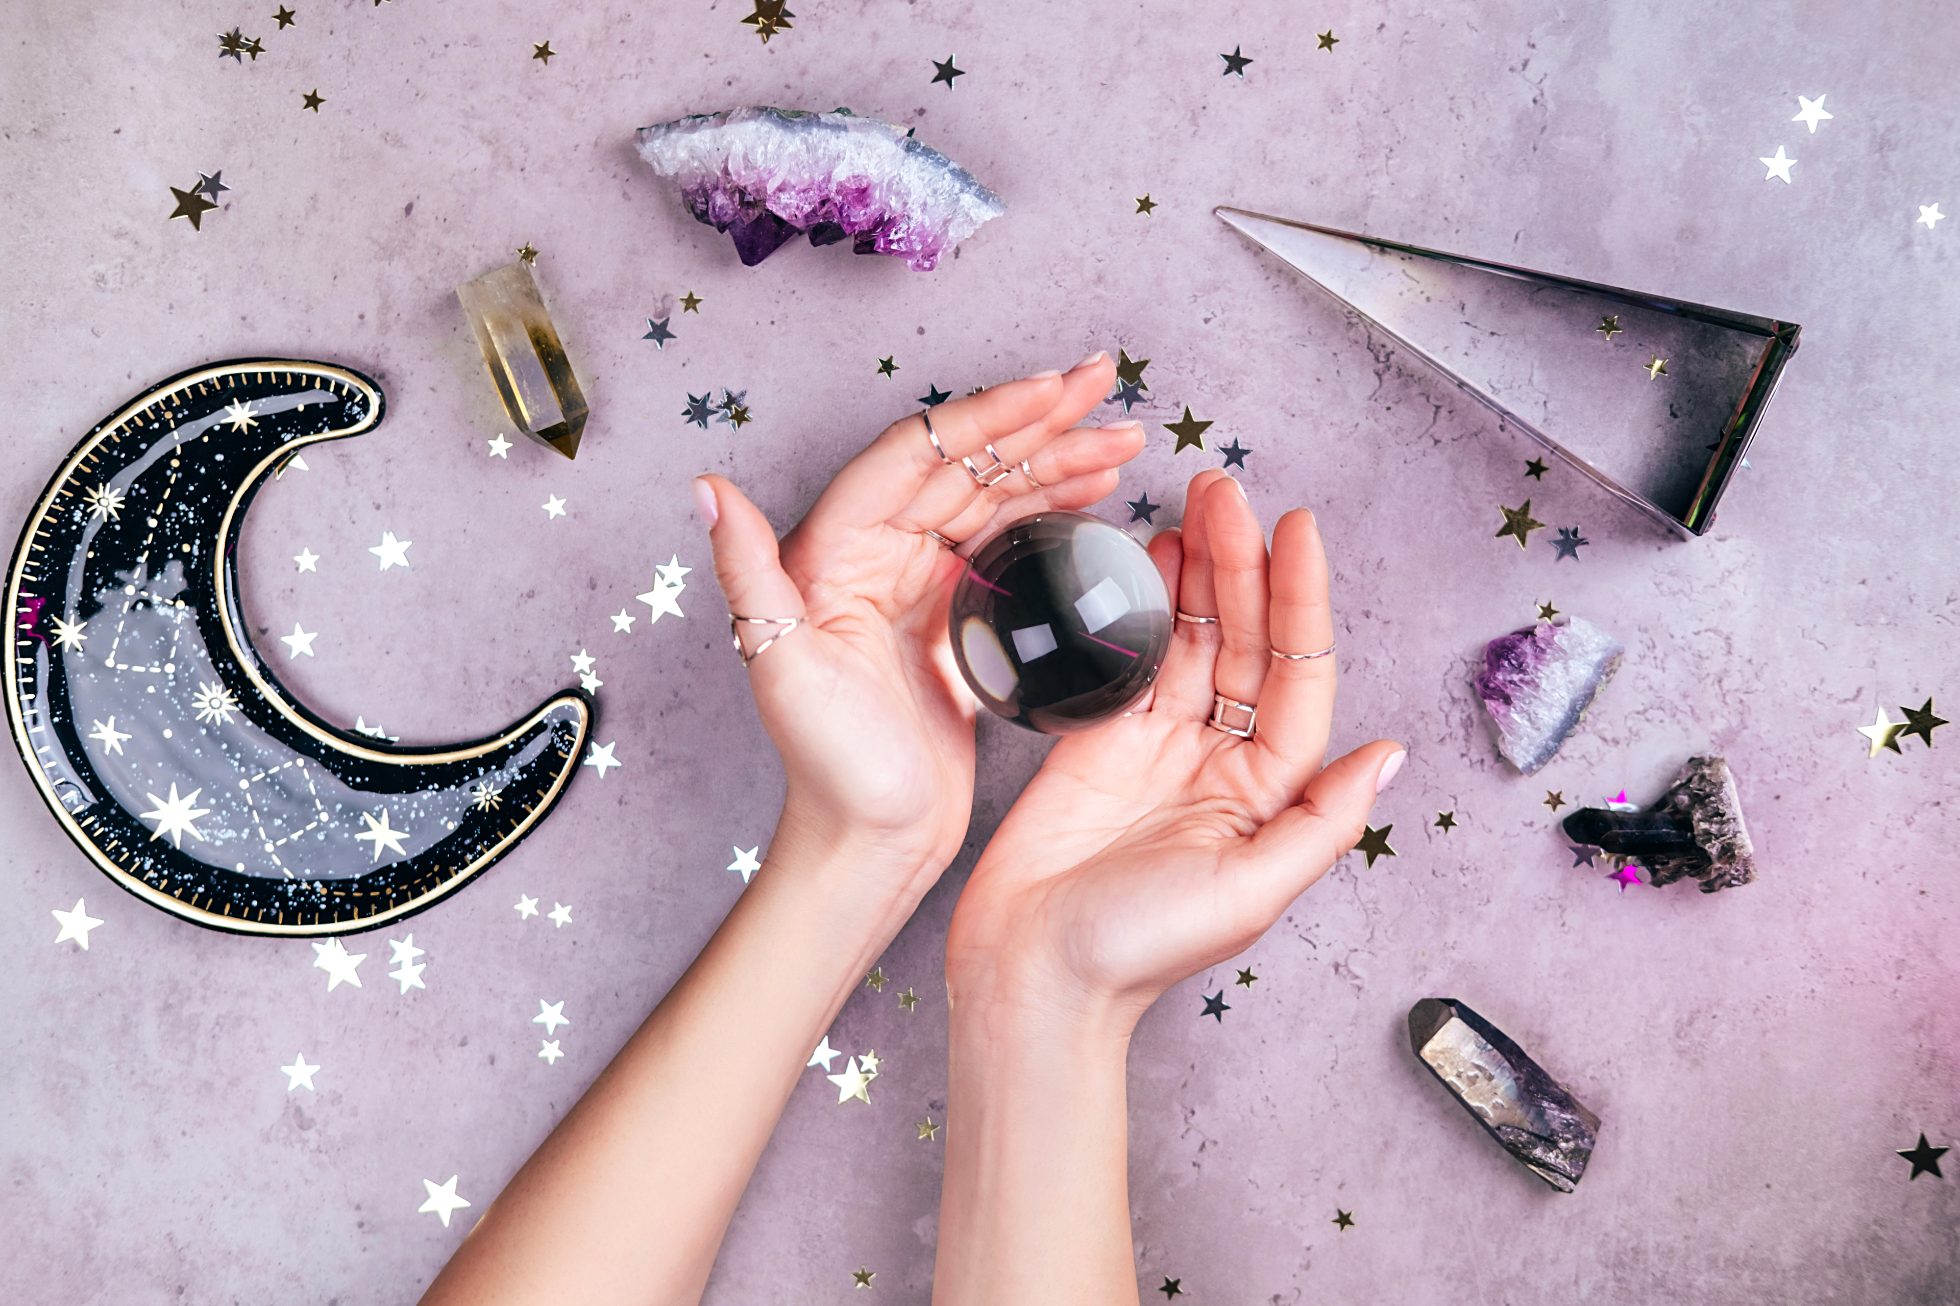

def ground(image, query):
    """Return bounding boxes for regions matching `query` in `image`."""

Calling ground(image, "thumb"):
[694,475,806,657]
[1233,740,1406,912]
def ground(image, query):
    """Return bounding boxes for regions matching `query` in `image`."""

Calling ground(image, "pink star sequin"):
[1608,865,1643,892]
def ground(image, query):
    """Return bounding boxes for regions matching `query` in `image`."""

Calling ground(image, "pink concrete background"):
[4,2,1956,1302]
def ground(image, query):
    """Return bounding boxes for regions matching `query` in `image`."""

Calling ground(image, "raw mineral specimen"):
[634,106,1004,271]
[1407,998,1600,1193]
[1563,755,1756,892]
[456,261,588,459]
[1473,616,1622,774]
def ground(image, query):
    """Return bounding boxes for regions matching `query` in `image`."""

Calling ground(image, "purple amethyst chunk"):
[635,107,1005,272]
[1473,617,1622,774]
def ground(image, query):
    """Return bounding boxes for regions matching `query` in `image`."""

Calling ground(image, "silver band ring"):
[1271,641,1336,660]
[1175,609,1219,625]
[922,411,953,465]
[922,528,958,550]
[728,613,802,667]
[1207,692,1258,739]
[961,442,1013,488]
[1019,458,1044,489]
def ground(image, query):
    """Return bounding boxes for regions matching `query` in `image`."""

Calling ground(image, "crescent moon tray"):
[4,360,591,936]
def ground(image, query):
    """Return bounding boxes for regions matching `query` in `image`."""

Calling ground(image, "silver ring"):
[729,613,801,667]
[1271,641,1336,660]
[922,411,953,465]
[922,528,958,550]
[1019,458,1044,489]
[1175,609,1219,625]
[1207,692,1257,739]
[961,442,1013,488]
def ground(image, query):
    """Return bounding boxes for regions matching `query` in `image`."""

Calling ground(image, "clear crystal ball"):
[948,511,1172,733]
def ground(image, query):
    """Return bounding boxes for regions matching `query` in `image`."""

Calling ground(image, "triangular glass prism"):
[1216,207,1800,536]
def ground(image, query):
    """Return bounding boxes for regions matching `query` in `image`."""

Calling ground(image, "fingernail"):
[1071,350,1107,372]
[692,476,719,528]
[1375,749,1406,794]
[1030,369,1062,380]
[1228,475,1249,499]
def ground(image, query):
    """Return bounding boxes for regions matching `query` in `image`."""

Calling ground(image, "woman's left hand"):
[696,352,1133,884]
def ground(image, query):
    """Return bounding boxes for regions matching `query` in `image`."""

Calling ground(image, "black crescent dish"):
[5,360,591,935]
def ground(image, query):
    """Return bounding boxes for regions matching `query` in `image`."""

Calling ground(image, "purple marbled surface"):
[3,2,1958,1303]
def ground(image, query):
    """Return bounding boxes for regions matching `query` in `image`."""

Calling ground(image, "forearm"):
[422,802,931,1306]
[933,987,1141,1306]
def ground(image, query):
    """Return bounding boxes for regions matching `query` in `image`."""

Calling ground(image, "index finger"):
[1249,508,1339,787]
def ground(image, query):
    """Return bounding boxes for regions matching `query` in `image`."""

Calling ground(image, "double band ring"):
[961,442,1013,488]
[922,527,959,550]
[922,410,954,465]
[1175,609,1219,625]
[1208,692,1258,739]
[1272,641,1337,661]
[728,613,802,668]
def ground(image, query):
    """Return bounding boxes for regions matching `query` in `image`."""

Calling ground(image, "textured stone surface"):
[3,2,1958,1303]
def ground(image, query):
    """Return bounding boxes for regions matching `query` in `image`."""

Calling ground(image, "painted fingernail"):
[1071,350,1108,371]
[1375,749,1407,794]
[692,476,719,529]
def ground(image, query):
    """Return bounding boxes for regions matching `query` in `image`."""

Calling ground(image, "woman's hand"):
[946,469,1404,1027]
[696,353,1134,880]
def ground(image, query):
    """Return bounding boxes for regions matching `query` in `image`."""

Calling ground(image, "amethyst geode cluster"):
[1474,617,1623,774]
[634,107,1005,271]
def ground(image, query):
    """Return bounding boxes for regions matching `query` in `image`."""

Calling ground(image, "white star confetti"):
[280,623,318,658]
[310,937,367,991]
[514,894,540,919]
[808,1035,840,1072]
[486,433,512,459]
[353,716,399,742]
[281,1053,319,1091]
[52,898,103,949]
[418,1175,472,1228]
[140,783,210,847]
[548,902,572,928]
[538,1039,564,1065]
[653,555,692,588]
[1918,203,1945,230]
[579,670,602,693]
[369,530,412,571]
[635,569,687,624]
[542,494,567,519]
[1759,145,1795,183]
[355,808,410,862]
[87,716,132,756]
[583,741,620,778]
[570,649,596,674]
[610,609,636,633]
[294,548,320,573]
[1791,93,1833,133]
[534,998,570,1034]
[728,845,761,885]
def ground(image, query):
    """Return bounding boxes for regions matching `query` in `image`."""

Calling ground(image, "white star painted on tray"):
[534,998,570,1034]
[583,741,620,778]
[1791,94,1833,133]
[281,623,318,658]
[538,1039,564,1065]
[355,808,410,862]
[353,716,399,741]
[222,399,258,432]
[84,483,125,522]
[1759,145,1795,183]
[192,682,240,727]
[636,577,686,623]
[808,1035,840,1072]
[140,783,211,847]
[88,716,132,756]
[728,845,761,885]
[610,609,636,633]
[282,1053,319,1091]
[570,649,596,675]
[548,902,573,928]
[418,1175,472,1228]
[470,779,503,811]
[294,548,319,573]
[49,614,87,650]
[542,494,567,519]
[369,531,413,571]
[486,433,512,459]
[1918,203,1945,230]
[515,894,540,919]
[311,938,367,991]
[52,898,103,949]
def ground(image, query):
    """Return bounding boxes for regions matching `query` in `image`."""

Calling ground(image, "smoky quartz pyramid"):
[1408,998,1600,1192]
[1217,207,1799,536]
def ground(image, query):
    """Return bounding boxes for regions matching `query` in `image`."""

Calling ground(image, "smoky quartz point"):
[1407,998,1599,1193]
[1562,755,1755,892]
[456,261,589,459]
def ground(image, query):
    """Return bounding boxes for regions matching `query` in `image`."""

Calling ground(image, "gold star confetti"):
[167,185,219,231]
[217,28,248,60]
[1317,30,1339,50]
[516,243,539,264]
[1898,698,1947,747]
[1537,601,1560,621]
[1333,1209,1355,1230]
[916,1117,940,1142]
[851,1267,875,1289]
[1544,791,1566,811]
[876,356,898,377]
[1354,823,1396,866]
[897,986,919,1012]
[727,404,752,429]
[1597,314,1622,341]
[680,290,703,312]
[1645,355,1668,380]
[273,6,297,29]
[864,966,886,991]
[742,0,794,43]
[532,40,555,64]
[1165,406,1212,453]
[857,1049,882,1075]
[1116,349,1150,389]
[1858,706,1906,757]
[300,88,324,111]
[1495,499,1545,549]
[1135,194,1157,215]
[1524,457,1548,479]
[1234,967,1258,988]
[826,1056,875,1104]
[1434,811,1456,832]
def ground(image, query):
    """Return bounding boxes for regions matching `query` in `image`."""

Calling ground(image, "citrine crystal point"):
[1408,997,1600,1193]
[1563,755,1756,892]
[456,261,588,459]
[1473,616,1622,774]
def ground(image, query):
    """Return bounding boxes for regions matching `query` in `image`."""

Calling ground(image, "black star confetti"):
[1524,457,1548,480]
[1551,526,1588,561]
[918,384,951,408]
[1571,845,1599,867]
[1126,492,1159,525]
[301,88,324,111]
[194,170,230,200]
[931,55,964,88]
[1110,380,1146,413]
[641,317,676,349]
[714,389,750,428]
[1220,45,1253,76]
[273,7,297,29]
[1898,1134,1948,1180]
[1200,991,1230,1021]
[1159,1278,1183,1300]
[1219,438,1251,470]
[1897,698,1947,747]
[1333,1209,1355,1229]
[218,28,248,61]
